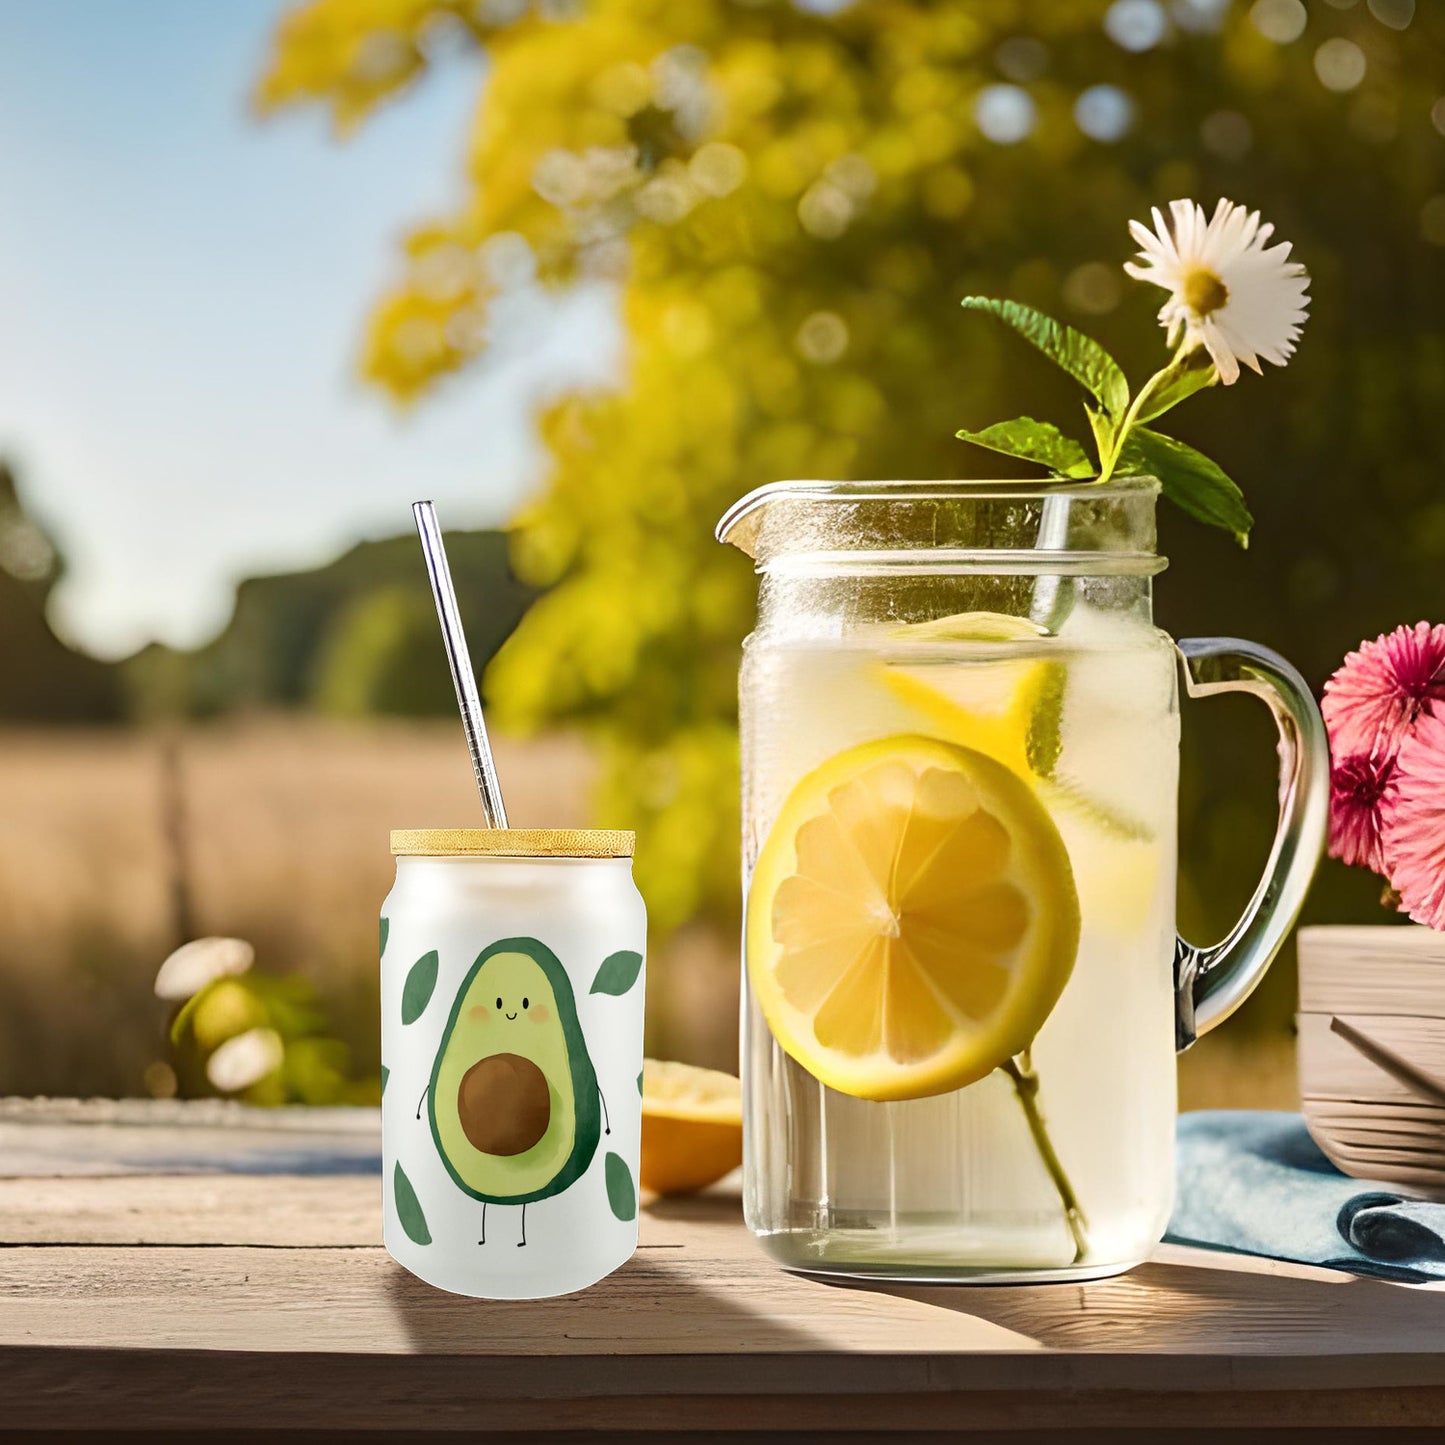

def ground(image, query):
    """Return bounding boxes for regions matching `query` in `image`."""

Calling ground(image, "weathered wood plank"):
[0,1098,379,1178]
[3,1176,1445,1361]
[3,1229,1444,1365]
[0,1176,749,1251]
[5,1350,1445,1435]
[0,1175,382,1247]
[3,1105,1445,1433]
[0,1240,1026,1358]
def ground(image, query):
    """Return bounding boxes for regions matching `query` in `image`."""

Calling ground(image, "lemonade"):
[721,476,1327,1282]
[739,605,1181,1278]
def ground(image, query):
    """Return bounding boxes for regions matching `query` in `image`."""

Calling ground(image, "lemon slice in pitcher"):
[879,611,1057,779]
[747,735,1079,1102]
[880,610,1150,841]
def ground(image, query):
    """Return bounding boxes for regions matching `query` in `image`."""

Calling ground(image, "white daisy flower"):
[1124,198,1310,385]
[155,936,255,1001]
[206,1026,284,1093]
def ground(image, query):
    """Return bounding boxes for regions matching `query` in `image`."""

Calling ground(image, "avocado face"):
[429,937,600,1205]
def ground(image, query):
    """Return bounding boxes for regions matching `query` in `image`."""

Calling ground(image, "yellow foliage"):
[258,0,1445,947]
[255,0,532,132]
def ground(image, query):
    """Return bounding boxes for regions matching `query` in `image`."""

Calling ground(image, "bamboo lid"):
[390,828,635,859]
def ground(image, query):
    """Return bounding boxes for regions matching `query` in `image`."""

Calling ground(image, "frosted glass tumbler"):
[381,828,646,1299]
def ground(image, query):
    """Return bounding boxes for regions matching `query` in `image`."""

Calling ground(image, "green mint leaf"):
[1122,428,1252,546]
[962,298,1129,420]
[956,417,1095,478]
[1136,351,1217,424]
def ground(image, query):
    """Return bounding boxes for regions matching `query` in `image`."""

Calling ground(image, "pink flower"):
[1329,751,1398,873]
[1385,710,1445,931]
[1323,621,1445,761]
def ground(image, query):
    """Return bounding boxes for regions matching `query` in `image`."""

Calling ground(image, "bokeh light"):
[1200,109,1254,159]
[1249,0,1307,44]
[794,311,849,365]
[1170,0,1230,33]
[1062,261,1124,315]
[1075,85,1135,143]
[973,84,1037,145]
[1104,0,1168,52]
[1368,0,1415,31]
[1314,38,1367,92]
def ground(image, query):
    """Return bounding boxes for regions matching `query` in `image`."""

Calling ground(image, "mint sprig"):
[955,418,1095,478]
[960,298,1129,420]
[1120,428,1251,546]
[956,297,1251,545]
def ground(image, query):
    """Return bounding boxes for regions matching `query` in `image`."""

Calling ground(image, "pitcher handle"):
[1173,638,1330,1051]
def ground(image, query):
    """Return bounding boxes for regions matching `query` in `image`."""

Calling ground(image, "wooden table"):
[4,1100,1445,1439]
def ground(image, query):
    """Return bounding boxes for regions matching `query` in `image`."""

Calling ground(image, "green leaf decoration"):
[393,1162,432,1245]
[379,916,389,959]
[381,1065,389,1096]
[1136,351,1217,423]
[591,949,643,997]
[605,1151,637,1222]
[1122,428,1253,546]
[401,950,439,1025]
[637,1070,644,1095]
[955,417,1095,478]
[962,298,1129,420]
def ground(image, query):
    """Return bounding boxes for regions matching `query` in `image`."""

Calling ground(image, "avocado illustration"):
[428,937,601,1211]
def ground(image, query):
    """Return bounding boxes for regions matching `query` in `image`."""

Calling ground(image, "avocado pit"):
[458,1052,551,1156]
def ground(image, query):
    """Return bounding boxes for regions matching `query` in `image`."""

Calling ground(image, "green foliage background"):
[124,530,534,720]
[0,463,121,722]
[260,0,1445,1028]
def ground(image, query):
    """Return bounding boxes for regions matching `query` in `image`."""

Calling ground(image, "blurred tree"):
[0,462,121,722]
[259,0,1445,1008]
[125,529,534,719]
[312,584,459,716]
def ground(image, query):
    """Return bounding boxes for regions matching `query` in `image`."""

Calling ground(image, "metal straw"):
[412,500,509,828]
[1029,493,1071,633]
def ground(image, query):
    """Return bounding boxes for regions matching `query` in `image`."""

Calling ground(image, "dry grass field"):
[0,717,1293,1107]
[0,720,589,1095]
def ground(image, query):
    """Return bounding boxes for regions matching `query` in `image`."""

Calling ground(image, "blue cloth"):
[1167,1110,1445,1284]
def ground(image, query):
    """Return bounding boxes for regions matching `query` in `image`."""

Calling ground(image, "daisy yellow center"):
[1181,266,1229,318]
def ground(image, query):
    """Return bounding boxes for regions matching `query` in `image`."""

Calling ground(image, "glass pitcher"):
[717,477,1327,1282]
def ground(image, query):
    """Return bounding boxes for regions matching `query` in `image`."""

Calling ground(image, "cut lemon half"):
[747,735,1079,1102]
[640,1059,743,1195]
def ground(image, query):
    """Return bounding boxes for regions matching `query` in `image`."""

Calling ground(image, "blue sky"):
[0,1,614,656]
